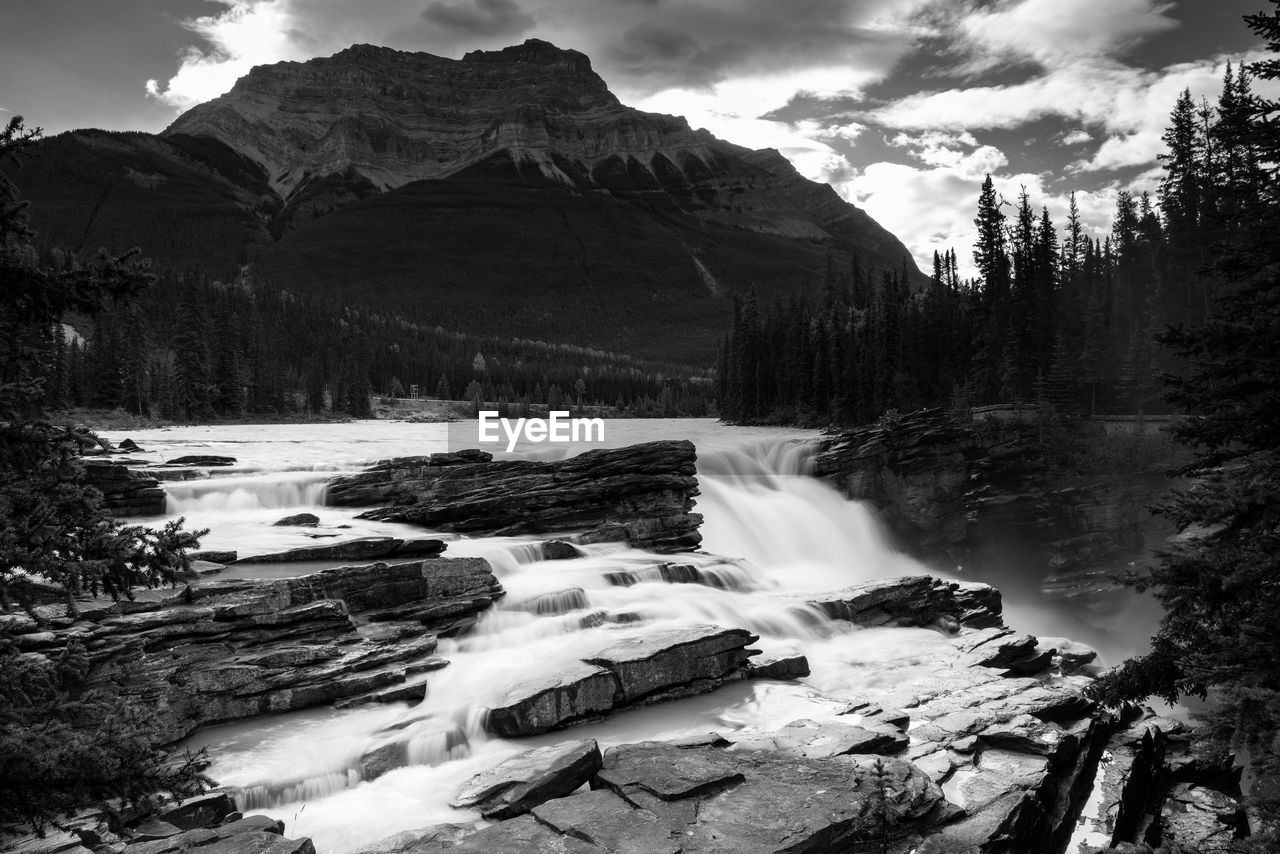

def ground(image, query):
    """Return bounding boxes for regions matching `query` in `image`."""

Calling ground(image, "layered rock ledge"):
[1,559,502,742]
[486,625,759,737]
[327,440,702,551]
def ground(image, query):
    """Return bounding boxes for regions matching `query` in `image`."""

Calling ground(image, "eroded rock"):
[451,739,603,819]
[329,441,702,552]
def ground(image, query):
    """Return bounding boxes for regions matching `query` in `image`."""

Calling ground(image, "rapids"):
[107,419,1155,853]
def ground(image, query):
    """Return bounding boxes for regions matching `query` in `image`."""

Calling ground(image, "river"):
[104,418,1159,853]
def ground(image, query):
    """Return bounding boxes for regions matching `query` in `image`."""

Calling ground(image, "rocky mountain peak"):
[163,39,643,199]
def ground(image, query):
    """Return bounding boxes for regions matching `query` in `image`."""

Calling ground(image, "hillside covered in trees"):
[718,65,1256,427]
[36,271,713,421]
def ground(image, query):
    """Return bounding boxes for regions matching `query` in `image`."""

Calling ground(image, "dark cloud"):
[599,0,911,93]
[617,23,698,60]
[421,0,535,38]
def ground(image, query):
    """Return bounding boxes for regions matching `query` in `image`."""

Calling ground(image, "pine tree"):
[0,115,210,832]
[1090,6,1280,824]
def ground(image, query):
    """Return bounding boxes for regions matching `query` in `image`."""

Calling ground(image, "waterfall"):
[154,424,953,851]
[165,472,333,514]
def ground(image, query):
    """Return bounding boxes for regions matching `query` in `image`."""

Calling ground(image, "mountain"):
[15,40,921,364]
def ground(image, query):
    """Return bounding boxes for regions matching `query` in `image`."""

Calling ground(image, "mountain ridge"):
[15,39,922,363]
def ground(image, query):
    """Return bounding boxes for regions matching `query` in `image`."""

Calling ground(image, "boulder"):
[155,792,238,831]
[330,441,702,552]
[542,540,582,560]
[807,575,1003,629]
[451,739,603,819]
[272,513,319,527]
[745,650,809,680]
[167,455,237,466]
[1160,783,1249,853]
[486,625,758,737]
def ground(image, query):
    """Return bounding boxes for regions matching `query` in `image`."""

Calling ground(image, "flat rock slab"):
[451,739,604,819]
[235,537,448,563]
[464,741,958,854]
[451,815,604,853]
[487,661,619,737]
[584,625,758,705]
[730,717,909,759]
[532,789,681,854]
[485,625,759,737]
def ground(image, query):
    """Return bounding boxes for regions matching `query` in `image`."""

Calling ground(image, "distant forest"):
[718,66,1256,426]
[37,272,714,420]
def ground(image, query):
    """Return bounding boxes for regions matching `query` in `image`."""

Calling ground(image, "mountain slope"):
[15,39,921,364]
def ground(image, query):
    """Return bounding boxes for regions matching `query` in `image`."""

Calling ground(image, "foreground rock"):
[6,559,502,741]
[486,625,758,736]
[451,739,604,819]
[4,801,312,854]
[470,743,957,853]
[327,440,702,552]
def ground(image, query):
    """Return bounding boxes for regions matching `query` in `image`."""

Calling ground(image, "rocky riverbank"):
[4,560,1249,854]
[813,409,1178,628]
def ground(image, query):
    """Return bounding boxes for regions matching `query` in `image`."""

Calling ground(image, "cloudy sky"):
[1,0,1273,275]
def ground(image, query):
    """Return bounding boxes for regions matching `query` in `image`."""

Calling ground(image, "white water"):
[107,419,1150,853]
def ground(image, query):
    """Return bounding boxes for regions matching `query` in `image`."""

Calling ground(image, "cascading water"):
[158,424,937,853]
[111,419,1144,854]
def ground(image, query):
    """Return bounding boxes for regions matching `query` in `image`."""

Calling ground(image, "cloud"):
[1060,129,1092,145]
[420,0,535,38]
[957,0,1178,71]
[146,0,307,110]
[841,159,1120,279]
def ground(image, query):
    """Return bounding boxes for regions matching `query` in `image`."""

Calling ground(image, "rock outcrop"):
[328,440,702,552]
[806,575,1004,630]
[813,409,1177,626]
[234,536,446,563]
[486,625,758,736]
[3,559,502,742]
[451,739,604,819]
[4,797,313,854]
[82,459,166,517]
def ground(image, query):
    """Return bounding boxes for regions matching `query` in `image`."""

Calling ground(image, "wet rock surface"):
[328,440,702,552]
[807,575,1004,629]
[3,559,502,741]
[487,625,759,736]
[812,409,1175,596]
[4,798,313,854]
[82,459,166,516]
[451,739,604,819]
[234,536,446,563]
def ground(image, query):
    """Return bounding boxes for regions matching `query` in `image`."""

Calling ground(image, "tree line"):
[35,270,714,421]
[718,62,1258,426]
